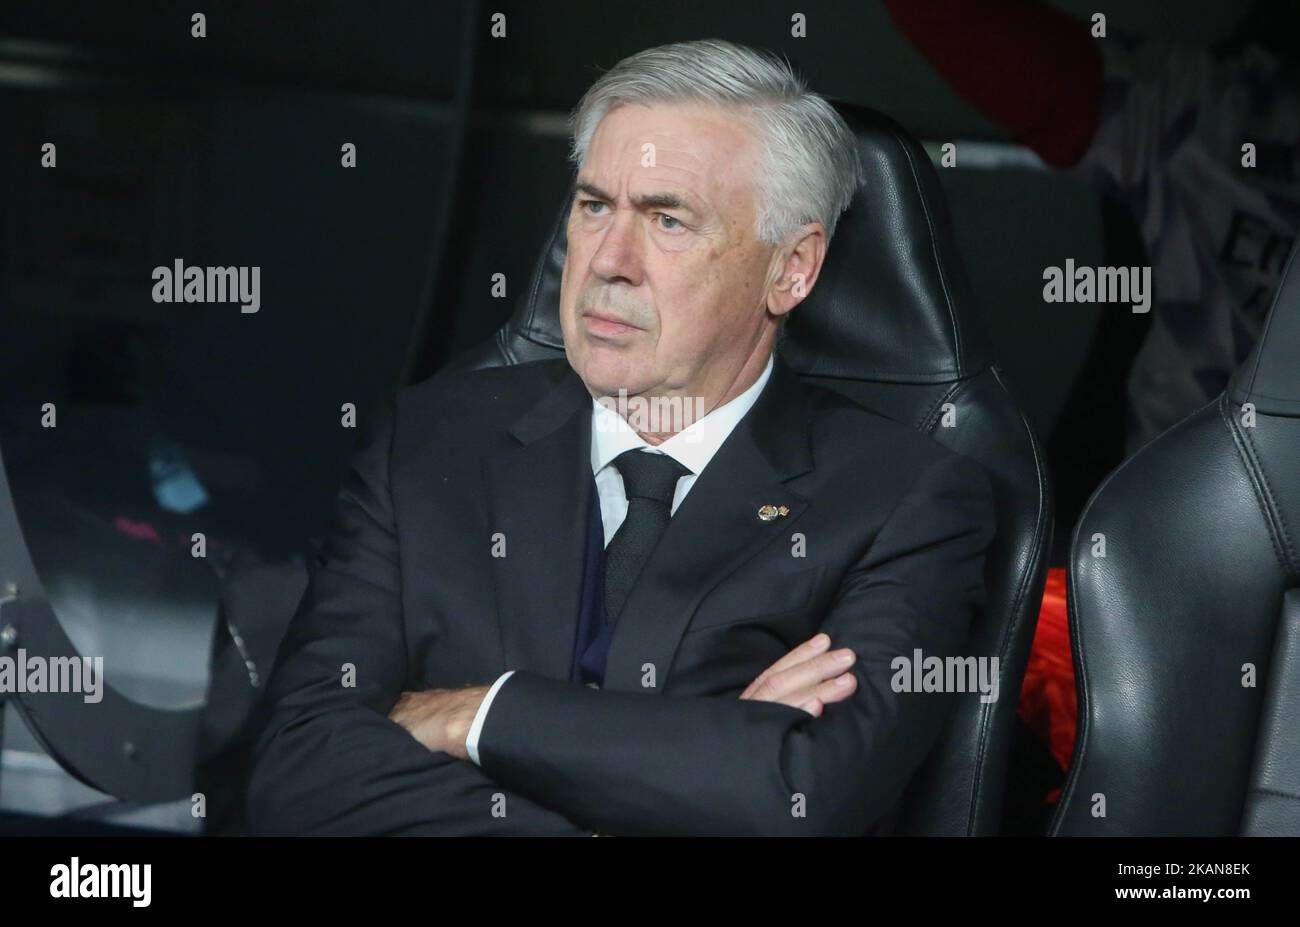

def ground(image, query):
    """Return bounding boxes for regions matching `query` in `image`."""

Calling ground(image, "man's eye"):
[580,200,607,216]
[656,213,683,231]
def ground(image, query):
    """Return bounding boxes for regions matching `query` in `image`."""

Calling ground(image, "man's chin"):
[572,353,649,400]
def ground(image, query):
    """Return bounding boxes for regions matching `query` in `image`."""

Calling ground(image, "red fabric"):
[883,0,1104,168]
[1017,567,1076,801]
[113,515,164,544]
[112,514,236,561]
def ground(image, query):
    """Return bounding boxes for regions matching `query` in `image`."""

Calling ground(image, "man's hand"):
[739,632,857,716]
[388,686,491,760]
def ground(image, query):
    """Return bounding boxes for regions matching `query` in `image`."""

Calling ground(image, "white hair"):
[568,39,863,246]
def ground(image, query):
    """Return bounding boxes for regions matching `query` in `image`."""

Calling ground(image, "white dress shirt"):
[465,354,775,765]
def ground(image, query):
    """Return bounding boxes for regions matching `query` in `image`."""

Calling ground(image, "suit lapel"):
[483,355,818,689]
[484,362,594,680]
[603,356,816,694]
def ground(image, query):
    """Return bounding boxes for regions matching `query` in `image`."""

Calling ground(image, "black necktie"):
[603,449,691,625]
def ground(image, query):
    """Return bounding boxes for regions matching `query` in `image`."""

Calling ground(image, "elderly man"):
[245,39,995,836]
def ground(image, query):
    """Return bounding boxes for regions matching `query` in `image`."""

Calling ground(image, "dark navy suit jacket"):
[244,355,996,835]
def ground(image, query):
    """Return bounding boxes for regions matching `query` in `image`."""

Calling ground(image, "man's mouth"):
[583,311,642,336]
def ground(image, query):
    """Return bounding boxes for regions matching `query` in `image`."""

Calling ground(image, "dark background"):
[1,0,1247,563]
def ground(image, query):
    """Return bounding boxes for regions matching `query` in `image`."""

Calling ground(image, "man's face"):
[559,102,795,410]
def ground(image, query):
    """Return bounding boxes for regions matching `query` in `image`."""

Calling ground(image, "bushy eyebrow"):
[574,179,702,218]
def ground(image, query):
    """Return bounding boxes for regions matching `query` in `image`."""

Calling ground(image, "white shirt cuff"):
[466,670,515,766]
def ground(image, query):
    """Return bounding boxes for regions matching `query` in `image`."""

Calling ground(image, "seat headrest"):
[1229,244,1300,417]
[503,101,994,384]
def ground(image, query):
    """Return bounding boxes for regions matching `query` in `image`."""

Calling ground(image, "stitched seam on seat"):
[919,382,961,432]
[1050,514,1094,833]
[921,377,986,833]
[1242,246,1298,401]
[497,328,516,365]
[970,366,1053,834]
[1249,787,1300,802]
[948,369,1053,833]
[1221,394,1297,579]
[890,124,966,376]
[915,371,1040,834]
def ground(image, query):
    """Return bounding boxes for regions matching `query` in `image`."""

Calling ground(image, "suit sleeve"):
[242,395,592,835]
[475,451,997,835]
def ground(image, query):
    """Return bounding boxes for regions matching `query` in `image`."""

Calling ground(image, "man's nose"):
[589,210,644,286]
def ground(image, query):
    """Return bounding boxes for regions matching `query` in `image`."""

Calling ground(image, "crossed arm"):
[387,629,859,776]
[244,403,995,836]
[403,452,994,835]
[243,404,593,835]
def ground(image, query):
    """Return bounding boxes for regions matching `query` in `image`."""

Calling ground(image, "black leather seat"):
[446,101,1053,835]
[1051,245,1300,836]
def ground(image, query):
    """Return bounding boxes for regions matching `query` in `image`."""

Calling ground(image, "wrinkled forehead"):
[581,101,762,220]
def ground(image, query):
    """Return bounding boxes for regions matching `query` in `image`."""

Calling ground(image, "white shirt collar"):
[590,353,775,478]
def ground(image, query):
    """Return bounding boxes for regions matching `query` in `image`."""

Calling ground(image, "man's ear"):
[766,223,828,319]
